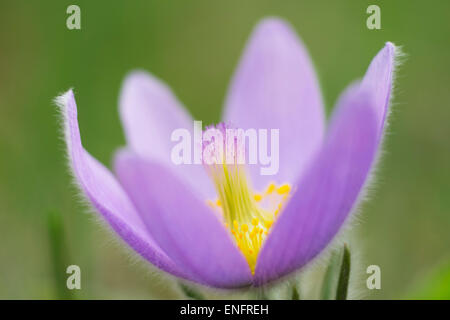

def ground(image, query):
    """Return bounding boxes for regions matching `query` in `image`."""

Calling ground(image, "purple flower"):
[58,18,397,288]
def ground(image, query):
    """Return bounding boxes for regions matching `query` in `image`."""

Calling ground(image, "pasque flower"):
[58,18,397,288]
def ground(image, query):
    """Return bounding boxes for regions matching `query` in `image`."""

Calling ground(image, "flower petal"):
[223,18,325,190]
[57,90,189,280]
[254,87,378,285]
[119,71,215,199]
[115,151,253,288]
[361,42,397,138]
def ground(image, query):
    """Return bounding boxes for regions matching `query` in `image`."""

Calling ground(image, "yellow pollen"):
[266,183,276,194]
[264,220,273,229]
[216,199,221,206]
[277,184,291,195]
[253,194,262,202]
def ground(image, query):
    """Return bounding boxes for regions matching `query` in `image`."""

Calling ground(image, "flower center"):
[202,124,291,274]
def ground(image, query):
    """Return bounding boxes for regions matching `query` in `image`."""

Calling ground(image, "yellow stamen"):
[205,153,291,273]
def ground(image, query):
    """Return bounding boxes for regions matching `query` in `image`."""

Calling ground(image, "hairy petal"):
[57,90,189,280]
[223,18,325,190]
[119,71,214,199]
[115,151,253,288]
[361,42,397,138]
[254,88,378,284]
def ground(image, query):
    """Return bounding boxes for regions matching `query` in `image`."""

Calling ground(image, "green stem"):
[179,283,205,300]
[336,244,351,300]
[291,284,300,300]
[47,210,74,299]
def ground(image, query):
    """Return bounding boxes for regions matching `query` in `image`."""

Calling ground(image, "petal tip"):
[385,41,395,49]
[55,88,77,143]
[54,88,74,108]
[253,17,296,38]
[120,71,152,101]
[382,41,405,67]
[384,41,397,58]
[256,16,291,28]
[122,70,150,86]
[119,70,174,109]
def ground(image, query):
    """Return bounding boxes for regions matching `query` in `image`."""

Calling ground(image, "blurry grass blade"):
[291,284,300,300]
[47,210,74,299]
[255,288,270,300]
[406,259,450,299]
[336,244,351,300]
[320,249,341,300]
[179,283,204,300]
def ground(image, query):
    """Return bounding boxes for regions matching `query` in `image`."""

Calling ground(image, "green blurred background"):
[0,0,449,299]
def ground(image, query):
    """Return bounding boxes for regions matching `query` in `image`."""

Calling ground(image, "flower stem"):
[47,210,74,299]
[336,244,351,300]
[291,284,300,300]
[179,282,205,300]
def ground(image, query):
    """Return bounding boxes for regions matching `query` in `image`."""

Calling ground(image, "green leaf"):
[336,244,351,300]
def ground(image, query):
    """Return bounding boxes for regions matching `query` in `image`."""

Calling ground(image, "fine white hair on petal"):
[255,42,404,294]
[54,88,107,238]
[54,89,193,288]
[314,42,406,299]
[54,89,83,207]
[54,89,90,214]
[54,89,76,162]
